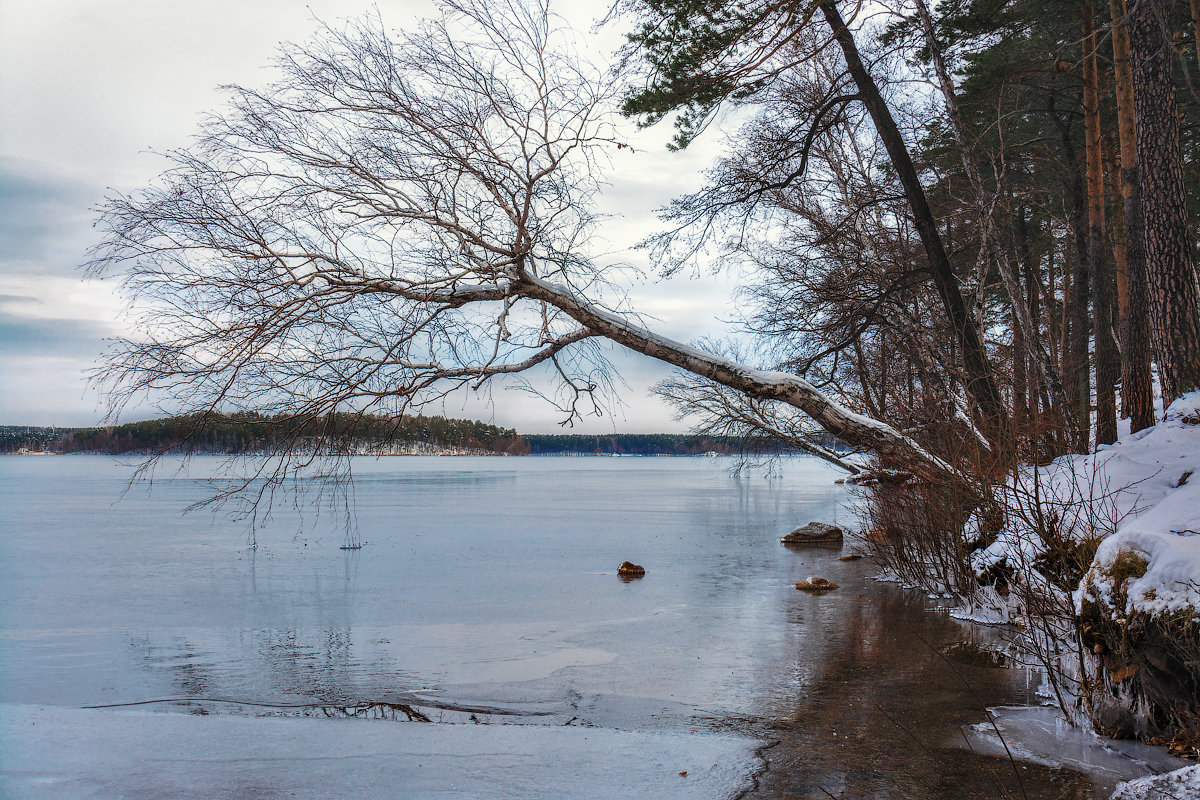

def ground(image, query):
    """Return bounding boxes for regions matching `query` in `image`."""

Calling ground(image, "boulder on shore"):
[781,522,844,545]
[795,576,839,592]
[617,561,645,577]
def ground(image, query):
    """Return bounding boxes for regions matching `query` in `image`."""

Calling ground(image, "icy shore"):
[0,704,768,799]
[967,392,1200,796]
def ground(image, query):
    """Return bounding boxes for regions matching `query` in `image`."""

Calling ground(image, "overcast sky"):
[0,0,744,433]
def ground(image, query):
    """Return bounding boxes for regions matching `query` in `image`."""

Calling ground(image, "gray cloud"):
[0,310,113,358]
[0,156,102,276]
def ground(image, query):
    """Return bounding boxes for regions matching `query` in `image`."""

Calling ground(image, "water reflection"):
[0,456,1137,797]
[751,576,1103,799]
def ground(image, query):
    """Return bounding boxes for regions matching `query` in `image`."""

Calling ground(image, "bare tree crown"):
[90,0,621,424]
[86,0,968,489]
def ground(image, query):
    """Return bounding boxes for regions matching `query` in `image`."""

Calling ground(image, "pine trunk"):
[1129,0,1200,403]
[1084,7,1119,445]
[1063,113,1092,447]
[1110,0,1156,432]
[1191,0,1200,69]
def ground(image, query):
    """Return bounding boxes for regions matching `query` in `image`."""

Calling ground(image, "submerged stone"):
[938,641,1008,668]
[781,522,844,545]
[795,576,838,592]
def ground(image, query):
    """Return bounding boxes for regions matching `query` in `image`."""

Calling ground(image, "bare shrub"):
[860,476,984,597]
[982,458,1143,725]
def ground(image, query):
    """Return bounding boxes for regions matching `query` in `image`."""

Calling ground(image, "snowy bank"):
[1074,391,1200,620]
[0,704,767,799]
[1111,764,1200,800]
[973,392,1200,600]
[967,391,1200,635]
[960,392,1200,784]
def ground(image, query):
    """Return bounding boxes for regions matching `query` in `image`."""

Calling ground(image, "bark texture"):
[1110,0,1156,432]
[1063,112,1092,444]
[1129,0,1200,403]
[1084,6,1119,445]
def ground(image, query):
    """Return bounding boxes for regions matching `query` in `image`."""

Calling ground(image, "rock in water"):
[781,522,844,545]
[795,576,839,592]
[617,561,645,578]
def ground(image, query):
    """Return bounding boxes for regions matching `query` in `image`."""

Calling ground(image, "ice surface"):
[0,456,850,716]
[962,705,1189,792]
[0,456,844,799]
[0,704,767,799]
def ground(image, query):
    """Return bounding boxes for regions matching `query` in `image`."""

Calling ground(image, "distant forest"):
[0,413,527,456]
[0,416,808,456]
[527,433,744,455]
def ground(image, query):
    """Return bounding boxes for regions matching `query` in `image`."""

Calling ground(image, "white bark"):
[89,0,969,490]
[514,272,963,482]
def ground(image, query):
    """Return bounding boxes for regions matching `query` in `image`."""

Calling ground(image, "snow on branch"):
[86,0,967,492]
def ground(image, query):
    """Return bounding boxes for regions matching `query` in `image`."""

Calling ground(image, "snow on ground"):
[0,705,767,799]
[962,393,1200,797]
[1111,764,1200,800]
[1071,393,1200,618]
[971,391,1200,618]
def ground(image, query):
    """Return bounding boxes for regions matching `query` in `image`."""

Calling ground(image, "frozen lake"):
[0,455,1167,797]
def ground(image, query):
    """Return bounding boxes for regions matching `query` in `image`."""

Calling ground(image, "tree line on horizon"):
[0,416,777,457]
[1,413,526,456]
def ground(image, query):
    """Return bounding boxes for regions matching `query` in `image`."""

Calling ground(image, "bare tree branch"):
[88,0,968,505]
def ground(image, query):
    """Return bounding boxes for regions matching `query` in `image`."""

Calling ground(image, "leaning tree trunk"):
[1109,0,1156,432]
[515,271,966,485]
[1084,5,1119,445]
[1129,0,1200,404]
[914,0,1079,455]
[819,0,1012,466]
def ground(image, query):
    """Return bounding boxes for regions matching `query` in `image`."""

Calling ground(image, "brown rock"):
[795,576,839,592]
[781,521,844,545]
[617,561,645,577]
[838,553,863,562]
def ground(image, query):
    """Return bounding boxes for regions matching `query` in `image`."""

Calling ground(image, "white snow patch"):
[1111,764,1200,800]
[971,391,1200,620]
[0,704,767,800]
[1083,528,1200,617]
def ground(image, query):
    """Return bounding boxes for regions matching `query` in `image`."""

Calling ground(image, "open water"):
[0,455,1172,797]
